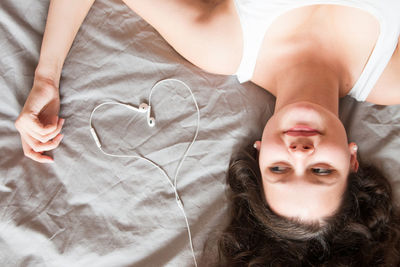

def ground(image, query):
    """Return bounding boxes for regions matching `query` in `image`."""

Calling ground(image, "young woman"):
[14,0,400,265]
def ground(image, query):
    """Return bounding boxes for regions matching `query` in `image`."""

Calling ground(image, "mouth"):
[284,125,321,136]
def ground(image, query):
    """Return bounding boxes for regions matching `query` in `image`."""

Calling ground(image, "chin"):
[276,102,327,130]
[285,101,328,112]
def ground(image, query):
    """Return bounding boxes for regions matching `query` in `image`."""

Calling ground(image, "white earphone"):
[89,79,199,267]
[98,102,155,127]
[136,103,155,127]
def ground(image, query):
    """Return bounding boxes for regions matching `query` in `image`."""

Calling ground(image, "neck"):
[273,60,341,116]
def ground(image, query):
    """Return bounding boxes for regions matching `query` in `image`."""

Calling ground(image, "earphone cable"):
[149,79,200,192]
[89,79,200,267]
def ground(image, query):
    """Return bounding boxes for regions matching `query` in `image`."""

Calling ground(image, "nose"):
[289,141,314,155]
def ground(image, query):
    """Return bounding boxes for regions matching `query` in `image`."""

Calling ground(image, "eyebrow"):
[264,163,340,186]
[267,161,336,167]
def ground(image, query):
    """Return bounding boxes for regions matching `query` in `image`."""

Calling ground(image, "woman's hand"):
[15,77,65,163]
[13,0,96,163]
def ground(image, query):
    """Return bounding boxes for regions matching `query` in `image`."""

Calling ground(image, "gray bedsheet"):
[0,0,399,266]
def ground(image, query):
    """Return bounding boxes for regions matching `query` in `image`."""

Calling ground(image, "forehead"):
[262,175,347,220]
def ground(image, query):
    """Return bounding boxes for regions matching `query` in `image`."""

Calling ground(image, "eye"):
[311,168,333,175]
[269,166,290,174]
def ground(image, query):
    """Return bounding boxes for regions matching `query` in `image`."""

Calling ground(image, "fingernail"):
[61,119,65,125]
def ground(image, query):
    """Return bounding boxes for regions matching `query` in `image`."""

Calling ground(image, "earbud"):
[148,117,155,127]
[126,103,147,113]
[125,102,155,126]
[145,105,155,127]
[138,103,149,113]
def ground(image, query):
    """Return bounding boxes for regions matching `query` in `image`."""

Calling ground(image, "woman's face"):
[258,102,358,222]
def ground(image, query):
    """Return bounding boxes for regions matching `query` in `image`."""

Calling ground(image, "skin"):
[15,0,95,163]
[255,103,358,221]
[15,1,399,162]
[253,59,359,221]
[14,1,398,220]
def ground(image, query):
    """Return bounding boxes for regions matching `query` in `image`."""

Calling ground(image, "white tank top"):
[233,0,400,101]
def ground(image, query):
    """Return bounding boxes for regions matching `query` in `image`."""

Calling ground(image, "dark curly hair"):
[218,147,400,267]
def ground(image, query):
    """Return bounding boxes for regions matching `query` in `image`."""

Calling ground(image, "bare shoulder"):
[366,38,400,105]
[122,0,242,75]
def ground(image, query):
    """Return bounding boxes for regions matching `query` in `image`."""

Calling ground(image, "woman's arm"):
[36,0,95,84]
[15,0,95,163]
[121,0,242,75]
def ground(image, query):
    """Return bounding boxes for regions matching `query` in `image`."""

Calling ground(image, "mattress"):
[0,0,399,266]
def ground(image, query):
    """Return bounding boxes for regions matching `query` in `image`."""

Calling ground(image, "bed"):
[1,0,399,266]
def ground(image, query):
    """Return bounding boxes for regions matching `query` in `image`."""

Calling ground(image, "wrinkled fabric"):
[0,0,399,266]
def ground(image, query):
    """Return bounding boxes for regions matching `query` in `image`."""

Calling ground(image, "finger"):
[22,132,64,153]
[20,114,59,136]
[35,115,59,134]
[21,138,54,164]
[28,118,65,143]
[43,118,64,142]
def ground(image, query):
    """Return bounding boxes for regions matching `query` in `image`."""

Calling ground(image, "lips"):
[284,125,321,136]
